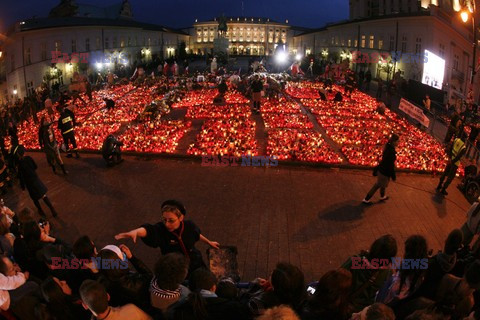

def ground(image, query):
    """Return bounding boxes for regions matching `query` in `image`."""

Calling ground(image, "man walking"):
[437,132,467,195]
[58,106,80,158]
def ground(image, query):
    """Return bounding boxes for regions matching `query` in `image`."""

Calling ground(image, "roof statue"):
[218,14,228,35]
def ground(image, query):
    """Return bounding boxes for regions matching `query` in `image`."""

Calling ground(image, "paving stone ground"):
[4,152,471,282]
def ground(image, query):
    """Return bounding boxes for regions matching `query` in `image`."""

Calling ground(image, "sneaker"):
[362,198,371,204]
[380,195,389,201]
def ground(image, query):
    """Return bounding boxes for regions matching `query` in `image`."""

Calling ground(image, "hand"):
[256,278,268,286]
[209,241,220,249]
[119,244,133,259]
[115,230,137,243]
[23,271,29,280]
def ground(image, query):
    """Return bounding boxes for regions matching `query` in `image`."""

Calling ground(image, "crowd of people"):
[0,197,476,319]
[0,57,478,319]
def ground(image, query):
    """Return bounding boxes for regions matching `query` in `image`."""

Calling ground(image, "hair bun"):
[161,200,187,216]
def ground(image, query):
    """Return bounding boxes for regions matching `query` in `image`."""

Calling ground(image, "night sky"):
[0,0,349,32]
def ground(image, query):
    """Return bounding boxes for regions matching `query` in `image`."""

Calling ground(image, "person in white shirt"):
[80,280,152,320]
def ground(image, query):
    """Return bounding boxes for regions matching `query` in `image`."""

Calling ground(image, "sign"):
[399,98,430,127]
[422,50,445,90]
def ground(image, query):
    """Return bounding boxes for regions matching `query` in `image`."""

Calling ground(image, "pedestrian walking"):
[58,106,79,158]
[437,132,467,195]
[362,134,399,204]
[16,146,58,217]
[38,116,67,175]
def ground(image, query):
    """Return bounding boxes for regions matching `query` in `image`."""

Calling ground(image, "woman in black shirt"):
[115,200,219,273]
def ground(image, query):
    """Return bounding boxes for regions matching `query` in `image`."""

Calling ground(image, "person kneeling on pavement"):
[102,135,123,167]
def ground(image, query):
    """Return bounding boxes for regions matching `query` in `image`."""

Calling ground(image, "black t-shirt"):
[141,220,201,257]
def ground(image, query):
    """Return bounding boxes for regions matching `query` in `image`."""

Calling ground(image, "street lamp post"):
[461,1,477,86]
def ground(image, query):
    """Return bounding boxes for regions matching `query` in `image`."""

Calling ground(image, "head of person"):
[465,260,480,290]
[367,234,398,262]
[189,268,217,292]
[79,280,110,317]
[216,278,238,300]
[309,269,352,313]
[16,145,25,159]
[257,305,300,320]
[426,95,430,99]
[404,235,428,261]
[41,277,72,305]
[364,303,396,320]
[388,134,400,147]
[0,213,12,236]
[98,245,129,280]
[161,200,186,232]
[73,235,97,260]
[0,255,16,276]
[444,229,463,255]
[153,253,188,291]
[271,262,306,308]
[22,220,42,243]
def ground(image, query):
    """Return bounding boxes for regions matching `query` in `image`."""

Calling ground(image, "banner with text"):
[398,98,430,127]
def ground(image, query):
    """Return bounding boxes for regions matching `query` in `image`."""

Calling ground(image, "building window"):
[71,39,76,52]
[401,36,407,52]
[415,37,421,54]
[348,39,352,47]
[341,38,345,46]
[389,35,394,51]
[96,38,101,50]
[105,37,109,49]
[113,37,117,48]
[369,35,374,48]
[85,38,90,51]
[121,39,125,48]
[25,48,31,65]
[453,54,459,70]
[354,39,358,47]
[128,37,132,46]
[41,43,47,61]
[361,35,366,48]
[148,38,151,46]
[439,43,445,58]
[55,41,61,52]
[378,39,383,50]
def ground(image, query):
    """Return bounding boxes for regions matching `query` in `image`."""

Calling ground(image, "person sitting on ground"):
[341,234,398,313]
[434,260,480,319]
[102,135,124,167]
[415,229,463,300]
[69,235,99,294]
[301,269,352,320]
[97,244,152,311]
[80,279,152,320]
[245,262,306,317]
[150,253,189,314]
[350,302,395,320]
[376,235,428,307]
[168,268,250,320]
[40,276,89,320]
[257,305,300,320]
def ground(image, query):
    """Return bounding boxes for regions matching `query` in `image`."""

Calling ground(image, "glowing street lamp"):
[295,53,302,61]
[13,89,17,96]
[461,10,470,23]
[275,50,288,64]
[96,62,103,70]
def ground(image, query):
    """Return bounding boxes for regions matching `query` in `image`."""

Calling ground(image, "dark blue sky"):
[0,0,349,32]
